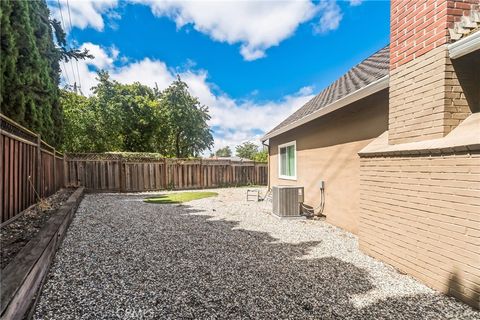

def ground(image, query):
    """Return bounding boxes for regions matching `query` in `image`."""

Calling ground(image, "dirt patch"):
[1,189,75,269]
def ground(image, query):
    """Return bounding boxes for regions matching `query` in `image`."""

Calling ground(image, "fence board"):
[1,115,66,224]
[9,138,14,219]
[65,155,268,193]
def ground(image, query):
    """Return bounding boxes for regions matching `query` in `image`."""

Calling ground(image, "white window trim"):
[278,140,297,180]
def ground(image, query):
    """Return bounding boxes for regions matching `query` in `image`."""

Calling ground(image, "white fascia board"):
[448,31,480,59]
[261,75,389,142]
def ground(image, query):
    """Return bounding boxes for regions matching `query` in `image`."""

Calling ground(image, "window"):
[278,141,296,180]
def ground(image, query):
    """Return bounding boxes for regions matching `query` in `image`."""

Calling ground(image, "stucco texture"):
[268,90,389,234]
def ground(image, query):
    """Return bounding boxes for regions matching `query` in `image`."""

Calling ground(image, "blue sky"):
[50,0,390,152]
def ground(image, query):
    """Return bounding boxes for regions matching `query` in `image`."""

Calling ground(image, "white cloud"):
[111,59,175,90]
[81,43,114,68]
[134,0,317,61]
[50,1,361,61]
[61,43,315,152]
[209,89,315,151]
[50,0,118,31]
[349,0,363,6]
[314,1,343,34]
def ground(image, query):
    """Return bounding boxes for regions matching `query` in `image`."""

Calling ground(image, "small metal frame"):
[246,189,260,201]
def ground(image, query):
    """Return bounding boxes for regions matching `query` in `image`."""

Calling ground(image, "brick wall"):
[359,152,480,308]
[388,45,471,144]
[388,0,477,144]
[390,0,478,70]
[358,0,479,309]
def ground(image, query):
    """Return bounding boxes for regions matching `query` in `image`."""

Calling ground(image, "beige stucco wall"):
[269,90,389,234]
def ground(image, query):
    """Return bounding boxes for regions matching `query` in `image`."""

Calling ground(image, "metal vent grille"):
[272,186,304,217]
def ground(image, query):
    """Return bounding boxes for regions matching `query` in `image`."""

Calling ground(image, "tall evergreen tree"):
[0,0,91,147]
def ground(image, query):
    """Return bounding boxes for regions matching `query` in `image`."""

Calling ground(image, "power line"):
[61,59,71,86]
[56,0,73,89]
[69,57,78,90]
[75,57,82,91]
[66,0,83,92]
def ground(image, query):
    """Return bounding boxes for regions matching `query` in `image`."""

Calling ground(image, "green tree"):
[158,76,214,157]
[88,72,159,152]
[60,89,93,152]
[235,141,259,160]
[60,71,214,156]
[117,82,159,152]
[215,146,232,157]
[88,71,125,152]
[60,72,125,152]
[253,149,268,162]
[0,0,92,147]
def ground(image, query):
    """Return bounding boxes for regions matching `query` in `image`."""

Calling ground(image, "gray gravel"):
[34,188,479,319]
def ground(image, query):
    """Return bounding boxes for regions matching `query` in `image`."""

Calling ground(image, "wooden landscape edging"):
[0,187,85,320]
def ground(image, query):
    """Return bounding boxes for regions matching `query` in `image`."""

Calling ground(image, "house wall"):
[388,45,471,144]
[358,0,480,309]
[359,148,480,309]
[269,90,388,234]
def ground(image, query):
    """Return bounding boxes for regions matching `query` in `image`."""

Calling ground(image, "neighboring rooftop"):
[264,45,390,140]
[209,156,254,162]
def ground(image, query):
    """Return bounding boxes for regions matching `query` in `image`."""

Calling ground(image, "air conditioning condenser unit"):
[272,185,304,218]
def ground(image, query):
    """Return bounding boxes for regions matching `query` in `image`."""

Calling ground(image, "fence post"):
[63,153,67,187]
[0,130,3,220]
[163,158,168,189]
[53,149,57,192]
[199,159,203,189]
[119,157,125,192]
[36,135,42,198]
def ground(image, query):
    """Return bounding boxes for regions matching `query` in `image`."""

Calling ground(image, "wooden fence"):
[1,114,65,224]
[65,154,268,192]
[0,113,268,224]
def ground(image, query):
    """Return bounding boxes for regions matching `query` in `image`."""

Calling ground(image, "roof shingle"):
[266,45,390,136]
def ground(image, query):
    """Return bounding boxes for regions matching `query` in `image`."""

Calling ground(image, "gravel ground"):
[34,188,479,319]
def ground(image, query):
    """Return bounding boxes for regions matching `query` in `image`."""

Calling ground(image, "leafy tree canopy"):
[252,149,268,162]
[158,76,214,158]
[235,142,260,160]
[61,72,214,157]
[235,141,267,162]
[215,146,232,157]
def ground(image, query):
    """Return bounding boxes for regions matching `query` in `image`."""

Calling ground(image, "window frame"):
[278,140,297,180]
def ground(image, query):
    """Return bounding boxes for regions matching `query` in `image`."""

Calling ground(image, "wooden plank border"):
[0,187,85,320]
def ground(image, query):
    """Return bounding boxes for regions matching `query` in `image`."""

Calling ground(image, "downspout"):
[262,140,270,190]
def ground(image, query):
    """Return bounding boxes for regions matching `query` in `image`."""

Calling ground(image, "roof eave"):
[448,31,480,59]
[261,75,389,142]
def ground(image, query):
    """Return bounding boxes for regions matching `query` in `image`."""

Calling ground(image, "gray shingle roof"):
[266,45,390,137]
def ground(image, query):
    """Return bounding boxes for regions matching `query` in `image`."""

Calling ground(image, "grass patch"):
[144,192,218,204]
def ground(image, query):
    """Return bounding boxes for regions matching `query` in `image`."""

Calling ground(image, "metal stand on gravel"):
[246,189,260,201]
